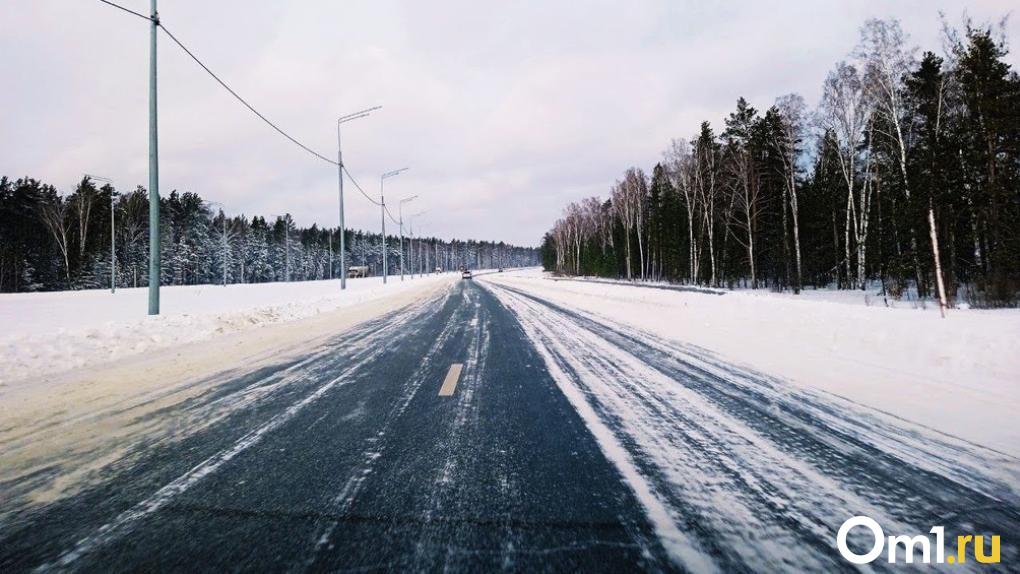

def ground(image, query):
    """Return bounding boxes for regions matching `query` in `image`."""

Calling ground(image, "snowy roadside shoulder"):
[485,269,1020,457]
[0,275,453,386]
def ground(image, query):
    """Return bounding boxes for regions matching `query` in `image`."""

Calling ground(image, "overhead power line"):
[343,166,382,206]
[96,1,336,167]
[384,204,401,225]
[96,0,395,214]
[97,0,151,21]
[157,23,338,166]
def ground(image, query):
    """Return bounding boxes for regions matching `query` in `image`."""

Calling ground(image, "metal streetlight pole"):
[85,175,115,293]
[336,106,380,290]
[398,195,418,281]
[148,0,161,315]
[380,168,408,284]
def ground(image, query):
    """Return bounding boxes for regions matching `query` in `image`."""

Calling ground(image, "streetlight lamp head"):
[382,167,409,180]
[338,106,382,125]
[339,112,369,124]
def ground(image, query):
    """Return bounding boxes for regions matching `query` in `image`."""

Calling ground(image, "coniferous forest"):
[540,17,1020,308]
[0,177,538,292]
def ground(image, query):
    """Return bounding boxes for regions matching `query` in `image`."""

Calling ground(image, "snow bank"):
[0,275,452,385]
[484,269,1020,456]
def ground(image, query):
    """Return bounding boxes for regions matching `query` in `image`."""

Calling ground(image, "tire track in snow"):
[303,285,472,569]
[1,297,429,524]
[481,282,720,573]
[498,282,1020,509]
[491,286,857,571]
[482,280,1020,573]
[37,289,453,572]
[402,287,524,570]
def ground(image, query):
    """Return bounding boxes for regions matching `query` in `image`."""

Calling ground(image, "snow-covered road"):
[483,277,1020,572]
[2,278,675,572]
[483,270,1020,457]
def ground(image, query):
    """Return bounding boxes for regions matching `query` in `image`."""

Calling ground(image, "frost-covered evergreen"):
[0,178,538,292]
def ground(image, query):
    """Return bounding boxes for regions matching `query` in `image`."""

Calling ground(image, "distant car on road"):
[461,270,472,279]
[347,266,369,278]
[435,267,443,273]
[498,267,504,272]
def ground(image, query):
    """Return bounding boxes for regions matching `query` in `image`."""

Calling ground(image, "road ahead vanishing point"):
[2,272,1017,572]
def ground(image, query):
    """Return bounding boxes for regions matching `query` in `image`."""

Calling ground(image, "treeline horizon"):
[0,175,539,293]
[540,15,1020,308]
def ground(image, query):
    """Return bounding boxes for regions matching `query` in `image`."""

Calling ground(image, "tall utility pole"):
[148,0,161,315]
[380,168,408,284]
[398,195,418,281]
[337,106,379,290]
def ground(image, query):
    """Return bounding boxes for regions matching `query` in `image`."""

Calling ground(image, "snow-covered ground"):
[0,274,453,385]
[484,269,1020,457]
[551,274,989,309]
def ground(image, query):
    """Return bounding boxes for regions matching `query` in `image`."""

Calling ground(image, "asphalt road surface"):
[2,277,1018,572]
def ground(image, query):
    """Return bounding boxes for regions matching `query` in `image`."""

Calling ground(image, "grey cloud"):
[2,0,1016,245]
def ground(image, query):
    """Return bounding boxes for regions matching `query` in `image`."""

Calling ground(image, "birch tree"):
[858,18,948,313]
[665,138,699,283]
[38,196,72,287]
[723,98,762,287]
[72,177,99,261]
[694,123,719,286]
[621,168,650,280]
[774,94,807,293]
[819,62,869,287]
[612,177,637,280]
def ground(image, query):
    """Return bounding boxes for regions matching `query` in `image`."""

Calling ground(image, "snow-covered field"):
[0,274,453,385]
[484,269,1020,457]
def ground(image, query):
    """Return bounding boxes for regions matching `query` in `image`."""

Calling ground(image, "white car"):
[461,270,472,279]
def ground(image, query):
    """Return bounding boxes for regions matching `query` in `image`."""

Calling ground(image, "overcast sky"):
[3,1,1017,246]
